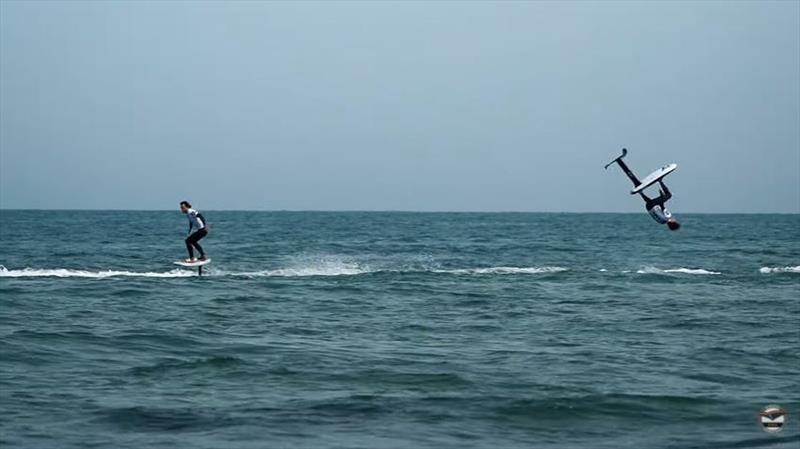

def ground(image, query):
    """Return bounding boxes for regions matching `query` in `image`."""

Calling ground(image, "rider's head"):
[179,201,191,213]
[667,218,681,231]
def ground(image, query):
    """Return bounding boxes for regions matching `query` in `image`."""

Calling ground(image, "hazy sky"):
[1,1,798,212]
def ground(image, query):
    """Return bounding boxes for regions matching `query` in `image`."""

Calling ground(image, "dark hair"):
[180,201,192,208]
[667,220,681,231]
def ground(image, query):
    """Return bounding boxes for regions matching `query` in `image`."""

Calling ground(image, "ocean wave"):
[0,264,567,279]
[221,256,373,277]
[635,267,721,275]
[433,266,568,275]
[225,265,567,278]
[0,266,194,278]
[95,405,232,431]
[231,266,371,278]
[759,265,800,274]
[129,356,248,377]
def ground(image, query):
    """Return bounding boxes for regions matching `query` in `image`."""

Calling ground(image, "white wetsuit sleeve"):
[648,206,669,224]
[187,209,205,231]
[188,209,197,233]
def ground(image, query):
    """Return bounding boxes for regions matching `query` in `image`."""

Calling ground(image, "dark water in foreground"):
[1,211,798,448]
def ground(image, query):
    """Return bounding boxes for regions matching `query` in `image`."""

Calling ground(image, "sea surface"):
[1,211,798,449]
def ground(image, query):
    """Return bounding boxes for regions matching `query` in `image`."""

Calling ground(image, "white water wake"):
[0,266,194,278]
[6,263,794,278]
[759,265,800,274]
[433,266,568,275]
[0,264,567,279]
[635,267,722,275]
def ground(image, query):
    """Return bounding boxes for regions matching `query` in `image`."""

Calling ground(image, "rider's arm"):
[659,181,672,201]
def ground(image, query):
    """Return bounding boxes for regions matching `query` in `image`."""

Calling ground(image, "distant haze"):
[1,1,798,213]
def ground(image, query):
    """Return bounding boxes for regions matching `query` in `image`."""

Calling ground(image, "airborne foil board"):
[631,164,677,194]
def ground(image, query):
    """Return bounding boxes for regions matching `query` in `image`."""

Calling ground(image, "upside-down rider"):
[640,180,679,230]
[607,149,681,231]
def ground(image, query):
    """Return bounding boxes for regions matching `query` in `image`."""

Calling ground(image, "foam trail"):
[224,266,567,277]
[220,256,374,277]
[231,265,371,278]
[0,266,194,278]
[207,265,567,278]
[433,266,568,275]
[759,266,800,274]
[664,268,721,275]
[636,267,721,275]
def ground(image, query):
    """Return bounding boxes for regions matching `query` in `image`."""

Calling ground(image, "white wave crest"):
[759,266,800,274]
[231,264,372,278]
[665,268,722,275]
[635,266,721,275]
[0,266,194,278]
[434,266,568,275]
[211,264,566,278]
[0,263,569,279]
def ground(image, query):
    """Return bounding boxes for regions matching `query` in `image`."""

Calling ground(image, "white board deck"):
[174,259,211,267]
[631,163,677,194]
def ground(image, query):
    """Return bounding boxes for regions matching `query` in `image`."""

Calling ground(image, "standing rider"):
[179,201,209,262]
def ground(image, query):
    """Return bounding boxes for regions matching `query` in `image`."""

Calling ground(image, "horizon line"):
[1,208,798,215]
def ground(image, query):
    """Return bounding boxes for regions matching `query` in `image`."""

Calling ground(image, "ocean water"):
[1,210,798,449]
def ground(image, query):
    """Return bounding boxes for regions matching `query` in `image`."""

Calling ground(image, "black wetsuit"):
[640,183,673,224]
[185,209,208,258]
[613,157,674,224]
